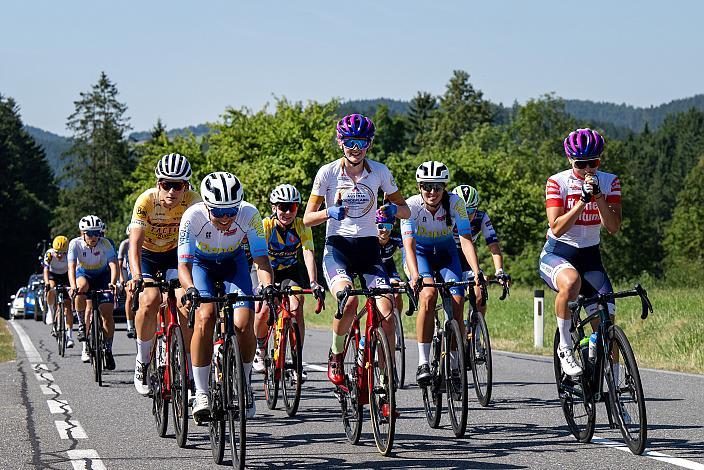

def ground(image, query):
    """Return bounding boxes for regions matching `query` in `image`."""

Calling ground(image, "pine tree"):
[407,91,436,150]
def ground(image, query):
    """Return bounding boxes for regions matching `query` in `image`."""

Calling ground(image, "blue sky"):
[2,1,702,135]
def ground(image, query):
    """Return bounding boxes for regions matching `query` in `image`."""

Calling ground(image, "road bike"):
[553,284,653,455]
[51,284,70,357]
[75,288,114,387]
[263,282,324,417]
[132,276,190,448]
[334,282,417,456]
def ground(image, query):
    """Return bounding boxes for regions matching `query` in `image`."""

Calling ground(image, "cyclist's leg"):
[190,261,217,402]
[362,257,394,364]
[96,273,115,348]
[46,278,57,324]
[135,249,165,368]
[415,247,438,369]
[323,237,359,352]
[439,250,466,368]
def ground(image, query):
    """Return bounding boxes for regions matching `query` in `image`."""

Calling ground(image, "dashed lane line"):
[66,449,107,470]
[592,437,704,470]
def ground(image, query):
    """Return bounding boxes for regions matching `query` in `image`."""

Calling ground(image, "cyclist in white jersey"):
[540,128,622,377]
[303,113,410,390]
[118,226,136,338]
[43,236,73,346]
[179,172,276,420]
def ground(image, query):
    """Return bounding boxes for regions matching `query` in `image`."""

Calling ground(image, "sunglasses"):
[466,207,477,218]
[210,207,239,219]
[377,223,393,231]
[277,202,299,213]
[420,182,445,193]
[159,180,187,191]
[573,159,600,169]
[86,230,101,238]
[342,138,371,150]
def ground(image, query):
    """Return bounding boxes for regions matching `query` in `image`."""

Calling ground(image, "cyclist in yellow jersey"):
[252,185,325,382]
[127,153,201,395]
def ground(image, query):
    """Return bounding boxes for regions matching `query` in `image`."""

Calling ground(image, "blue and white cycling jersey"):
[68,237,116,276]
[178,201,267,264]
[401,193,471,251]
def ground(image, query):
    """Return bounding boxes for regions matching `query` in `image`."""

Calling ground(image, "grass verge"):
[302,285,704,374]
[0,318,16,362]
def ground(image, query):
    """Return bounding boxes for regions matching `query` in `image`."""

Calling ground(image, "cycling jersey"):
[379,236,403,280]
[311,158,399,238]
[545,169,621,248]
[130,187,201,252]
[178,201,267,264]
[262,216,314,271]
[117,238,130,277]
[44,248,68,275]
[68,237,116,276]
[453,210,499,247]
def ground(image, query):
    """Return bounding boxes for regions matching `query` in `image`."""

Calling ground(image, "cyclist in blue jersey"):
[376,211,405,317]
[303,113,410,389]
[402,162,482,385]
[178,172,277,420]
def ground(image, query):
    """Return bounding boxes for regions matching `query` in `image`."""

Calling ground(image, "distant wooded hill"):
[25,93,704,178]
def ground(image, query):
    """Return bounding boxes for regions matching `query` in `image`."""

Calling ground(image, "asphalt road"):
[4,318,703,469]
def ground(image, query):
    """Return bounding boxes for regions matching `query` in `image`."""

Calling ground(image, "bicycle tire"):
[263,325,279,410]
[225,335,246,469]
[369,327,396,455]
[393,309,406,389]
[209,349,226,465]
[57,302,66,357]
[607,325,647,455]
[423,332,443,429]
[340,329,363,445]
[552,329,595,443]
[469,311,493,406]
[169,326,189,448]
[445,319,468,437]
[92,308,103,386]
[281,320,303,417]
[150,335,168,437]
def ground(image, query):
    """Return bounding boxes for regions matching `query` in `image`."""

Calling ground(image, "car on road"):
[9,287,28,319]
[25,274,45,321]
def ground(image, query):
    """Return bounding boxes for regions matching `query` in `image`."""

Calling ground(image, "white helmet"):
[155,153,192,181]
[78,215,103,232]
[416,161,450,183]
[452,185,479,209]
[200,172,244,208]
[270,184,301,204]
[100,221,107,234]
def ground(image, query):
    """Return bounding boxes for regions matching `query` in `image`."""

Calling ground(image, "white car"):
[9,287,27,319]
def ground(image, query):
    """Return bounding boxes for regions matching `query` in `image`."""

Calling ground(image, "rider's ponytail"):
[441,191,452,227]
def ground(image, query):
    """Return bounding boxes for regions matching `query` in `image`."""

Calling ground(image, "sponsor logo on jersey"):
[224,228,238,236]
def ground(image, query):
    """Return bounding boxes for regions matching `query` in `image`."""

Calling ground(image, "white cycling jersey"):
[311,158,399,238]
[545,169,621,248]
[44,248,68,275]
[401,193,471,248]
[67,237,116,275]
[178,201,267,264]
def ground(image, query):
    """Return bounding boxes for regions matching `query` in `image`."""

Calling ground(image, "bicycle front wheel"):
[209,357,226,465]
[552,329,595,443]
[340,330,363,445]
[169,327,189,448]
[150,335,168,437]
[264,325,279,410]
[57,307,66,357]
[469,311,493,406]
[225,335,246,469]
[369,327,396,456]
[445,319,468,437]
[281,320,303,417]
[607,325,647,455]
[92,309,103,386]
[393,309,406,389]
[423,332,442,429]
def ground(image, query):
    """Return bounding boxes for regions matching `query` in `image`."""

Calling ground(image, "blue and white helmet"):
[200,172,244,209]
[155,153,192,181]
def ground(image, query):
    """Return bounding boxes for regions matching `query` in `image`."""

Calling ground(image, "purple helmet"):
[375,210,395,225]
[563,128,604,159]
[336,114,376,140]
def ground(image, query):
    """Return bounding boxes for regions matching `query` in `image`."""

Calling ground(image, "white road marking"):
[40,384,62,395]
[592,437,704,469]
[47,399,72,414]
[9,321,43,363]
[33,363,49,371]
[302,362,328,373]
[66,449,106,470]
[35,372,55,382]
[55,420,87,439]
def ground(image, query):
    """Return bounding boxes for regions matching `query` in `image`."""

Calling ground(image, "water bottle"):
[588,333,597,363]
[356,336,366,368]
[213,339,224,381]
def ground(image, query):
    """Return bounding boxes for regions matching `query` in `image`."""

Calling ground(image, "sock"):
[193,365,209,394]
[136,338,153,364]
[187,353,193,381]
[256,337,266,349]
[127,319,134,329]
[331,332,346,355]
[105,338,113,352]
[418,342,431,365]
[243,362,253,385]
[83,343,88,352]
[557,318,572,348]
[67,328,73,339]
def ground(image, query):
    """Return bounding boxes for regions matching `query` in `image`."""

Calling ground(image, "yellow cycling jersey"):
[262,216,314,271]
[130,187,200,252]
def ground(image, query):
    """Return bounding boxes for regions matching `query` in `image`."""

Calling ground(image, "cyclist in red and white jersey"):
[539,128,622,377]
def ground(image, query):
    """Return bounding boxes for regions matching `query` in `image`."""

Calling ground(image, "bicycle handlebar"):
[187,291,277,329]
[130,278,182,312]
[568,284,653,320]
[487,279,510,301]
[276,286,325,314]
[335,283,418,320]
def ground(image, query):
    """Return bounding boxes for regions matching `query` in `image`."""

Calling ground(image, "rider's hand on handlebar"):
[495,269,511,287]
[181,287,200,310]
[127,277,143,294]
[310,281,326,303]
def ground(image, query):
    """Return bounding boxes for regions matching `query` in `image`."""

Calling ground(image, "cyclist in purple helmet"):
[304,113,410,396]
[541,128,622,379]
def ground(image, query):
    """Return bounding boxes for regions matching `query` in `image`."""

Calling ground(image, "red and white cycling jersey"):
[545,169,621,248]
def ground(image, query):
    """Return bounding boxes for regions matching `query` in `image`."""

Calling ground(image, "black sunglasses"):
[277,202,299,213]
[573,159,600,169]
[159,180,186,191]
[420,182,445,193]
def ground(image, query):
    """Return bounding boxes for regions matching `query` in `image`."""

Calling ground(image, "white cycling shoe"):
[134,361,150,396]
[192,392,210,421]
[81,344,90,363]
[557,345,583,377]
[252,348,266,374]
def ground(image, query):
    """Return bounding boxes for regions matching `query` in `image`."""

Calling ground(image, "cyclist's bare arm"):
[596,199,622,234]
[459,234,481,276]
[385,191,410,219]
[547,203,586,238]
[128,226,146,282]
[487,242,504,272]
[303,194,326,227]
[253,255,275,286]
[302,248,318,285]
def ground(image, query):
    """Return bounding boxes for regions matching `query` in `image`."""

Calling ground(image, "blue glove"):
[379,203,398,218]
[327,205,347,221]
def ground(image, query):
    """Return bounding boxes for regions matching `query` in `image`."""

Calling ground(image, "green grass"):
[0,318,16,363]
[303,285,704,374]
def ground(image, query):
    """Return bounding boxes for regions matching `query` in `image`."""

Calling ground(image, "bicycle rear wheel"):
[552,329,595,443]
[150,335,168,437]
[281,320,303,417]
[340,330,363,445]
[445,319,468,437]
[393,309,406,389]
[469,311,492,406]
[422,332,443,429]
[169,327,189,448]
[263,326,279,410]
[209,353,226,465]
[225,335,246,469]
[369,327,396,455]
[607,325,647,455]
[57,306,66,357]
[92,308,103,386]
